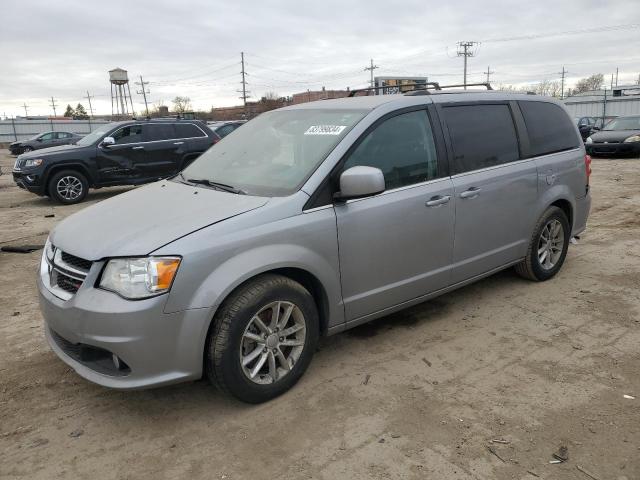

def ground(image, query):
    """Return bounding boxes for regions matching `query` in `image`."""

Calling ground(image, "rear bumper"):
[38,265,214,390]
[586,142,640,156]
[572,193,591,237]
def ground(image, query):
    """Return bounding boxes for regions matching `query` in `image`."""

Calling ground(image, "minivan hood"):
[590,129,640,143]
[50,181,269,260]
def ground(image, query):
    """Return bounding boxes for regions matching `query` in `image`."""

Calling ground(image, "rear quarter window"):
[175,123,206,138]
[519,101,579,156]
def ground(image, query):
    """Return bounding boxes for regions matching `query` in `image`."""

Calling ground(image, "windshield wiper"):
[186,177,247,195]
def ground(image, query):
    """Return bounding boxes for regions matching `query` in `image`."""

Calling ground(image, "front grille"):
[61,251,92,271]
[47,248,93,297]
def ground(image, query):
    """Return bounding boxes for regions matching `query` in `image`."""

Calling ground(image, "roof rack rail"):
[348,82,494,97]
[404,82,494,95]
[348,82,442,97]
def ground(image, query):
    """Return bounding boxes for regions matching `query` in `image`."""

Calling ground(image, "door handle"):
[173,141,184,145]
[460,187,481,199]
[131,146,145,150]
[425,195,451,207]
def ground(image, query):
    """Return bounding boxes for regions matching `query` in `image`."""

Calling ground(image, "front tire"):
[48,170,89,205]
[22,146,34,153]
[515,206,570,281]
[206,274,319,403]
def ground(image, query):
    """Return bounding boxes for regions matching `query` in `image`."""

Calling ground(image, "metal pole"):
[11,116,17,141]
[602,88,607,127]
[463,45,468,89]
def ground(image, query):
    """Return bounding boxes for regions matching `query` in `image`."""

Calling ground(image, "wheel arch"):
[44,163,94,194]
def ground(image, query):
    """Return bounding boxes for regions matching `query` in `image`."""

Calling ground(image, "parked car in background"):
[12,119,219,204]
[575,116,599,141]
[207,120,246,139]
[585,115,640,156]
[38,91,590,403]
[9,131,83,155]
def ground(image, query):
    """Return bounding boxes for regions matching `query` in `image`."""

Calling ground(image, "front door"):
[440,103,538,283]
[334,109,455,321]
[95,124,147,183]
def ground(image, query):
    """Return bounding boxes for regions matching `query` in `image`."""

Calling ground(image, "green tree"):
[63,104,75,117]
[74,103,89,119]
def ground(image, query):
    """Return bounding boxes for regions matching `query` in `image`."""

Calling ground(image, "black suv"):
[12,119,219,204]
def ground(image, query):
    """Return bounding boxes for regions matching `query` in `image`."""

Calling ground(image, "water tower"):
[109,68,135,118]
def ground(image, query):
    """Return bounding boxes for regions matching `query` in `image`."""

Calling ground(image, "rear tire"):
[515,206,570,281]
[22,146,33,153]
[205,274,319,403]
[48,170,89,205]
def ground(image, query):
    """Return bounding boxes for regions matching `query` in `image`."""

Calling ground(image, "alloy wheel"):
[239,301,306,385]
[537,219,564,270]
[56,176,83,201]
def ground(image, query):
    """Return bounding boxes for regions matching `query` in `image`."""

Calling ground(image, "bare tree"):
[263,91,281,101]
[573,74,604,94]
[172,96,192,113]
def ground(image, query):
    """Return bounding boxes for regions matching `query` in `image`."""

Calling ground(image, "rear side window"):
[175,123,206,138]
[145,124,176,141]
[519,101,579,156]
[342,110,439,190]
[443,104,520,174]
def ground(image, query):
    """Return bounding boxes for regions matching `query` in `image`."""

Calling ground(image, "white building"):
[564,84,640,119]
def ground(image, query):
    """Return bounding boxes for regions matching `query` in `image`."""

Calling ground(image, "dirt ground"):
[0,149,639,480]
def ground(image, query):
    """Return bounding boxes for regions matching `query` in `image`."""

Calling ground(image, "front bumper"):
[586,142,640,156]
[38,260,213,390]
[12,170,46,194]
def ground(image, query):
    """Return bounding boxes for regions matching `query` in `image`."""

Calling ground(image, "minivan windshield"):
[181,109,367,196]
[76,123,119,146]
[603,116,640,131]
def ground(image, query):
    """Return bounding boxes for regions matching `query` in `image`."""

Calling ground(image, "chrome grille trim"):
[42,246,93,300]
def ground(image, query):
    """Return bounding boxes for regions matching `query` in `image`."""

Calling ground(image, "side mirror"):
[591,126,600,131]
[101,136,115,147]
[36,137,43,142]
[335,166,385,201]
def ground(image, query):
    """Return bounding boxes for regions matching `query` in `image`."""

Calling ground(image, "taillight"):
[584,154,592,185]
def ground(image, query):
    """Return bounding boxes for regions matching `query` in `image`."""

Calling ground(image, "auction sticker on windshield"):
[304,125,347,135]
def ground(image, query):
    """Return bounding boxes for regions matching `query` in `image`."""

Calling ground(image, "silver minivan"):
[38,91,591,403]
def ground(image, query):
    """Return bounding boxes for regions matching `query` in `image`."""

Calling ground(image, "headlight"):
[99,257,181,299]
[585,137,593,144]
[44,237,55,262]
[23,158,43,168]
[623,135,640,143]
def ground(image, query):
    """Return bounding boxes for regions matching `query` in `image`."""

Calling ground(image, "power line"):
[364,59,379,88]
[135,76,151,116]
[457,41,479,89]
[482,23,639,43]
[22,102,29,117]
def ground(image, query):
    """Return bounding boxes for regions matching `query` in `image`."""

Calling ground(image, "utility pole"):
[610,73,614,90]
[135,76,150,116]
[615,67,619,87]
[22,102,29,117]
[457,41,478,89]
[559,66,568,99]
[238,52,251,119]
[49,96,58,117]
[364,58,379,90]
[483,65,494,84]
[85,91,95,118]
